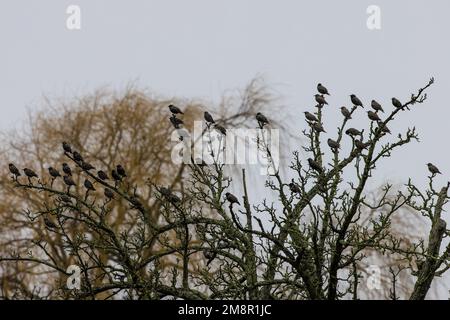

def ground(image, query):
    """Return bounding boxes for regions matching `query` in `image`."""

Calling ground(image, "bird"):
[111,169,122,182]
[168,193,181,204]
[215,124,227,136]
[311,122,326,133]
[159,187,172,198]
[168,104,184,115]
[377,121,391,134]
[327,138,340,151]
[104,188,114,200]
[169,115,184,129]
[8,163,21,177]
[355,139,368,150]
[59,194,72,204]
[72,151,83,162]
[350,94,363,107]
[116,165,127,177]
[204,111,215,124]
[63,175,76,191]
[304,111,318,122]
[81,161,95,172]
[371,100,384,113]
[97,170,109,180]
[317,83,330,95]
[23,168,38,179]
[48,167,61,178]
[62,141,72,153]
[62,163,72,176]
[203,249,217,266]
[367,111,381,122]
[315,94,328,105]
[392,97,403,109]
[340,106,352,120]
[427,163,441,175]
[129,196,143,208]
[289,180,301,194]
[44,216,58,229]
[225,192,240,206]
[84,179,95,192]
[256,113,269,128]
[345,128,362,137]
[308,158,323,173]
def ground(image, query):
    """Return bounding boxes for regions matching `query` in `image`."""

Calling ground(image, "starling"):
[327,138,340,150]
[63,175,76,187]
[84,179,95,191]
[304,111,318,122]
[62,141,72,154]
[168,104,184,115]
[169,115,184,129]
[367,111,381,122]
[81,161,95,171]
[116,165,127,177]
[317,83,330,95]
[311,122,326,133]
[203,249,216,266]
[315,94,328,105]
[377,121,391,134]
[97,170,109,180]
[23,168,38,179]
[289,180,301,194]
[340,106,352,119]
[111,169,122,181]
[371,100,384,113]
[427,163,441,175]
[345,128,362,137]
[59,194,72,204]
[44,217,58,229]
[225,192,240,206]
[159,187,172,197]
[204,111,215,124]
[308,158,323,173]
[129,196,143,208]
[168,193,181,204]
[392,97,403,109]
[350,94,363,107]
[256,113,269,127]
[62,163,72,176]
[104,188,114,199]
[355,139,368,150]
[48,167,61,178]
[8,163,21,177]
[214,124,227,135]
[73,151,83,162]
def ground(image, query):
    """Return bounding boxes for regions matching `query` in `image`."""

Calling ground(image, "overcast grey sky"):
[1,0,449,297]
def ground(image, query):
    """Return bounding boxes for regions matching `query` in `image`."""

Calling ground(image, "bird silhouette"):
[72,151,83,162]
[204,111,215,124]
[104,188,114,200]
[345,128,362,137]
[317,83,330,95]
[63,175,76,192]
[340,106,352,120]
[98,170,109,180]
[304,111,318,122]
[311,122,326,133]
[289,180,301,194]
[427,163,441,175]
[168,104,184,115]
[169,115,183,129]
[62,163,72,176]
[62,141,72,153]
[81,161,95,171]
[111,169,122,182]
[214,124,227,135]
[8,163,21,177]
[367,111,381,122]
[308,158,323,173]
[23,168,38,183]
[327,138,340,151]
[392,97,403,109]
[256,113,269,128]
[225,192,240,206]
[315,94,328,106]
[44,216,58,229]
[84,179,95,192]
[371,100,384,113]
[116,165,127,177]
[354,139,368,150]
[350,94,363,107]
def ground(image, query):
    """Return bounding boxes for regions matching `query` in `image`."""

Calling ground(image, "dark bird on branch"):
[8,163,21,177]
[427,163,441,175]
[204,111,215,124]
[59,194,72,204]
[317,83,330,95]
[355,139,369,150]
[168,104,184,115]
[169,115,184,129]
[345,128,362,137]
[311,122,326,133]
[340,106,352,119]
[327,138,340,151]
[73,151,83,162]
[62,141,72,153]
[289,180,301,194]
[203,249,217,266]
[392,97,403,109]
[130,196,143,208]
[97,170,109,180]
[315,94,328,105]
[23,168,38,179]
[84,179,95,191]
[111,169,122,182]
[62,163,72,176]
[215,124,227,135]
[308,158,323,173]
[116,165,127,177]
[159,187,172,197]
[225,192,240,206]
[44,217,58,229]
[350,94,363,107]
[104,188,114,200]
[81,161,95,172]
[256,112,269,128]
[63,175,76,191]
[377,121,391,134]
[304,111,318,122]
[371,100,384,113]
[367,111,381,122]
[48,167,61,178]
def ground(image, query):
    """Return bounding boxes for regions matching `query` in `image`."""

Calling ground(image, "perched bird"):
[225,192,240,206]
[59,194,72,204]
[315,94,328,105]
[168,193,181,204]
[104,188,114,200]
[304,111,318,122]
[308,158,323,173]
[63,175,76,191]
[367,111,381,122]
[350,94,363,107]
[129,196,143,208]
[168,104,184,115]
[62,141,72,154]
[203,249,217,266]
[84,179,95,191]
[311,122,326,133]
[345,128,362,137]
[340,106,352,120]
[427,163,441,175]
[48,167,61,178]
[256,113,269,127]
[204,111,215,124]
[159,187,172,197]
[392,97,403,109]
[97,170,109,180]
[44,216,58,229]
[355,139,368,150]
[8,163,21,177]
[111,169,122,182]
[377,121,391,134]
[371,100,384,113]
[23,168,38,179]
[81,161,95,171]
[169,115,184,129]
[317,83,330,95]
[215,124,227,135]
[62,163,72,176]
[116,165,127,177]
[73,151,83,162]
[327,138,340,151]
[289,180,301,194]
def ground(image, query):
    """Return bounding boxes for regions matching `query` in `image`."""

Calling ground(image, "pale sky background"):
[1,0,449,298]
